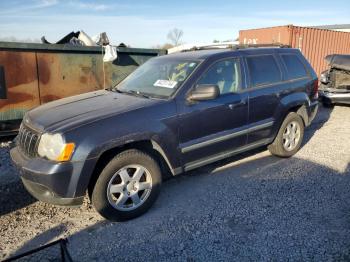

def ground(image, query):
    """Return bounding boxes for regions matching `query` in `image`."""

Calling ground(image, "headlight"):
[38,133,75,161]
[320,72,329,84]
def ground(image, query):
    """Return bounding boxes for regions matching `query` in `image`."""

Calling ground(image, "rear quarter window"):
[246,55,282,87]
[280,54,308,80]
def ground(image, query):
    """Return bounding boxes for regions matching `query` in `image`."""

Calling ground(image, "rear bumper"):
[319,89,350,105]
[10,147,84,206]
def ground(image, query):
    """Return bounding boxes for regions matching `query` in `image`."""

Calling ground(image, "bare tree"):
[167,28,183,46]
[152,43,174,50]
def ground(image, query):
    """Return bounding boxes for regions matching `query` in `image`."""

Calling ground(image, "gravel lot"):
[1,105,349,261]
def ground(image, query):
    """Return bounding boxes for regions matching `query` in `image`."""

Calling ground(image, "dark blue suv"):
[11,47,319,221]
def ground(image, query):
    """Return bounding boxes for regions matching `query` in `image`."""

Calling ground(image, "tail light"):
[312,79,319,99]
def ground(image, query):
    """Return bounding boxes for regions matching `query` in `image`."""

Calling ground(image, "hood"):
[325,54,350,71]
[26,90,160,132]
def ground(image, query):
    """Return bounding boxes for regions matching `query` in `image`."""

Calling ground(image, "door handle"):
[228,99,247,109]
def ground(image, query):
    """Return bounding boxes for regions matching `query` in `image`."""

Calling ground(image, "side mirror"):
[0,66,6,99]
[187,84,219,101]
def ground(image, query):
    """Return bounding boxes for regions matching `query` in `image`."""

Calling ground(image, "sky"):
[0,0,349,48]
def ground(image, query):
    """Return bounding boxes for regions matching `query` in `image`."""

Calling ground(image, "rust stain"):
[80,76,87,84]
[40,94,61,103]
[0,52,37,88]
[0,91,34,109]
[37,53,105,101]
[0,51,40,114]
[81,66,91,74]
[37,55,50,85]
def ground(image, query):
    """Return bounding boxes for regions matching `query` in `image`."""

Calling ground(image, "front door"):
[177,58,249,170]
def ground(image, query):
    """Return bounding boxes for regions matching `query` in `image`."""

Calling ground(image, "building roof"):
[311,24,350,30]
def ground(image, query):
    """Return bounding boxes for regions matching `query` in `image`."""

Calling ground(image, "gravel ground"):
[0,105,349,261]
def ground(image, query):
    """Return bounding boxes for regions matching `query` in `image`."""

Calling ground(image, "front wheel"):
[91,149,162,221]
[268,112,305,158]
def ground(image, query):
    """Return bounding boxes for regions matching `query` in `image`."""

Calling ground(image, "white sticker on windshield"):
[154,79,178,89]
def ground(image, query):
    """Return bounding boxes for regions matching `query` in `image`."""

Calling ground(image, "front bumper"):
[10,147,84,206]
[319,88,350,105]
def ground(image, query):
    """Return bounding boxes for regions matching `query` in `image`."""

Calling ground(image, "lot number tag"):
[154,79,177,89]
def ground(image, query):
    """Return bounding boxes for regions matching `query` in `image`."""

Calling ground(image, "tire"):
[91,149,162,221]
[322,101,334,108]
[268,112,305,158]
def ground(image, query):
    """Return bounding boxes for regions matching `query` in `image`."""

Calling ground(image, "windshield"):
[115,58,200,98]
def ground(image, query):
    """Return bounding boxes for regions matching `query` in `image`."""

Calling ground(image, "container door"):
[0,51,40,124]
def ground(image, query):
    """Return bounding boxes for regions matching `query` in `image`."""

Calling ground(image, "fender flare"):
[279,92,310,125]
[75,134,180,197]
[151,140,182,175]
[92,137,178,174]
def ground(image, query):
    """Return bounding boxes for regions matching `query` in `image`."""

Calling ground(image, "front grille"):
[17,125,40,158]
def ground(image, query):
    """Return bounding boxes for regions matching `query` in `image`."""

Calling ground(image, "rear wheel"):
[91,149,162,221]
[268,112,304,157]
[322,101,334,108]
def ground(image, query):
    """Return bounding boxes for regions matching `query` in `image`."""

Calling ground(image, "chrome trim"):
[321,92,350,98]
[181,121,274,153]
[172,167,183,176]
[184,139,271,171]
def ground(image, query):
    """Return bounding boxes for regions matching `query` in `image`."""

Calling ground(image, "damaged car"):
[319,54,350,106]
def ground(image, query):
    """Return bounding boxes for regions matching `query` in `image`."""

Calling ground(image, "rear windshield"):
[281,54,308,80]
[246,55,282,87]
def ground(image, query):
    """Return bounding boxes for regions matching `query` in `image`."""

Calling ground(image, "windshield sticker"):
[175,63,187,71]
[154,79,178,89]
[189,62,196,67]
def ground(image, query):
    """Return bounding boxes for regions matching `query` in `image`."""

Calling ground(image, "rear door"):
[279,52,314,98]
[244,52,288,144]
[177,57,249,170]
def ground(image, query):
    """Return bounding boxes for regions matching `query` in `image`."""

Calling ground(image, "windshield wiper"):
[114,89,151,99]
[127,90,151,98]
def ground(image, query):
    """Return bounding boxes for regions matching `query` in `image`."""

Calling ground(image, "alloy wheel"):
[107,165,152,211]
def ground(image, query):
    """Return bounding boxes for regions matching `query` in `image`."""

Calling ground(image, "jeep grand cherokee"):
[11,47,319,221]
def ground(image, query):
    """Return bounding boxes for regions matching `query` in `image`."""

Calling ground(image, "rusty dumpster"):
[0,42,165,135]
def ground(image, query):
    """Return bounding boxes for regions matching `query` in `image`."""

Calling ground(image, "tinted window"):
[281,54,308,80]
[197,59,241,95]
[246,55,281,87]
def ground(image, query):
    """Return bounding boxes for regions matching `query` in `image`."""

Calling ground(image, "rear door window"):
[246,55,282,87]
[280,54,308,80]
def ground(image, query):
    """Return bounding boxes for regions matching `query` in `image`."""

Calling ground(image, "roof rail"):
[232,43,290,49]
[167,42,291,54]
[167,42,239,54]
[186,44,236,52]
